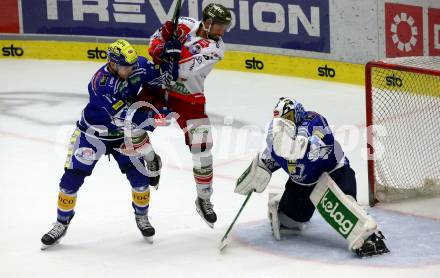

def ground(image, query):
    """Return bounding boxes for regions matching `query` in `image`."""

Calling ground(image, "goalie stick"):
[218,191,253,252]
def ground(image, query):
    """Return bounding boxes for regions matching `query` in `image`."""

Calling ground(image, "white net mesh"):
[368,57,440,203]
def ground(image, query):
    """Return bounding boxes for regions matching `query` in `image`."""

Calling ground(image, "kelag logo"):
[2,44,24,57]
[21,0,330,53]
[87,47,107,60]
[318,65,335,78]
[385,74,403,87]
[245,57,264,70]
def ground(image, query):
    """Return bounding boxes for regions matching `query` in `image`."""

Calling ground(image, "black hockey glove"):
[160,39,182,63]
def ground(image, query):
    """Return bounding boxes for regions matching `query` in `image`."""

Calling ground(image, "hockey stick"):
[171,0,182,34]
[218,191,253,252]
[163,0,182,90]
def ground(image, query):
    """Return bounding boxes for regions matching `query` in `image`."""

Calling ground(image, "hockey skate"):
[146,154,161,190]
[354,231,389,257]
[195,197,217,228]
[135,214,155,242]
[41,220,70,250]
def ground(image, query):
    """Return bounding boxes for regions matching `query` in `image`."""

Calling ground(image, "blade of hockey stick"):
[218,191,253,252]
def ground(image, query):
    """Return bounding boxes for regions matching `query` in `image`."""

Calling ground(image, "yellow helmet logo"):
[108,39,138,65]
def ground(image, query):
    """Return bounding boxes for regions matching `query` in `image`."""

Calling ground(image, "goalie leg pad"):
[310,172,378,251]
[279,212,307,233]
[268,193,282,240]
[235,154,272,195]
[268,192,307,240]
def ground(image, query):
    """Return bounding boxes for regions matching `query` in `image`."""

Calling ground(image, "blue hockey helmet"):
[273,97,305,125]
[107,39,138,66]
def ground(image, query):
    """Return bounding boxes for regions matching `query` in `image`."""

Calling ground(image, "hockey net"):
[366,57,440,206]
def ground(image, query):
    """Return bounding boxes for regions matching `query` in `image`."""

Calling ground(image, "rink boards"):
[0,39,364,85]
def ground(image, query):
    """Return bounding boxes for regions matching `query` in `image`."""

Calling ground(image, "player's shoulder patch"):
[305,111,329,131]
[304,111,320,121]
[91,68,114,92]
[179,17,197,31]
[99,74,109,86]
[198,39,224,60]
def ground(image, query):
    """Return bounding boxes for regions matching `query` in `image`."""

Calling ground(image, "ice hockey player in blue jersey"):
[235,97,389,257]
[41,39,171,249]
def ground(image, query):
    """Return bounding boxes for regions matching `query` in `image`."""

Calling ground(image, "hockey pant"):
[138,88,214,200]
[57,128,151,222]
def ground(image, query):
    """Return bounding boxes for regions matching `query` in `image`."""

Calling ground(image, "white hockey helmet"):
[273,97,305,125]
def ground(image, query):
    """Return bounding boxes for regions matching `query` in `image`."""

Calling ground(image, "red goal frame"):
[365,61,440,206]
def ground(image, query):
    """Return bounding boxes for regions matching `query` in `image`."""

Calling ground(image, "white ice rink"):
[1,60,439,278]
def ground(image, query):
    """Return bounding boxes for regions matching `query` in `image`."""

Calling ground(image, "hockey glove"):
[160,39,182,63]
[160,58,180,89]
[161,21,187,43]
[146,153,162,190]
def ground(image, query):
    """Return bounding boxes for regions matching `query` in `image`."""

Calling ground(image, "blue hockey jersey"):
[78,56,163,137]
[261,111,349,186]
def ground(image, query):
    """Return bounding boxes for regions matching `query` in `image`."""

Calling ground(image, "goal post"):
[365,57,440,206]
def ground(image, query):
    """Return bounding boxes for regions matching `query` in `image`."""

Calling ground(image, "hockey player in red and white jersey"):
[138,3,232,227]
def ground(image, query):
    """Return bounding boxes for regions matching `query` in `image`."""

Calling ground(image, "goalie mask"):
[273,97,305,125]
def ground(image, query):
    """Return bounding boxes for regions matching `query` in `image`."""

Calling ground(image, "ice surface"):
[1,59,439,278]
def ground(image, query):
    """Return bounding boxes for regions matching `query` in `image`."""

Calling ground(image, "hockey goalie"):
[234,97,390,257]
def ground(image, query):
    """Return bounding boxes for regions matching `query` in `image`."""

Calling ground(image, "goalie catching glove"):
[235,154,272,195]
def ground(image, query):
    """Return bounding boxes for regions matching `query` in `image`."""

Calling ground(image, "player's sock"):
[195,197,217,228]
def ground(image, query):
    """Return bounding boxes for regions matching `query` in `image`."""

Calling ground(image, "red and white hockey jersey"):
[149,17,225,104]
